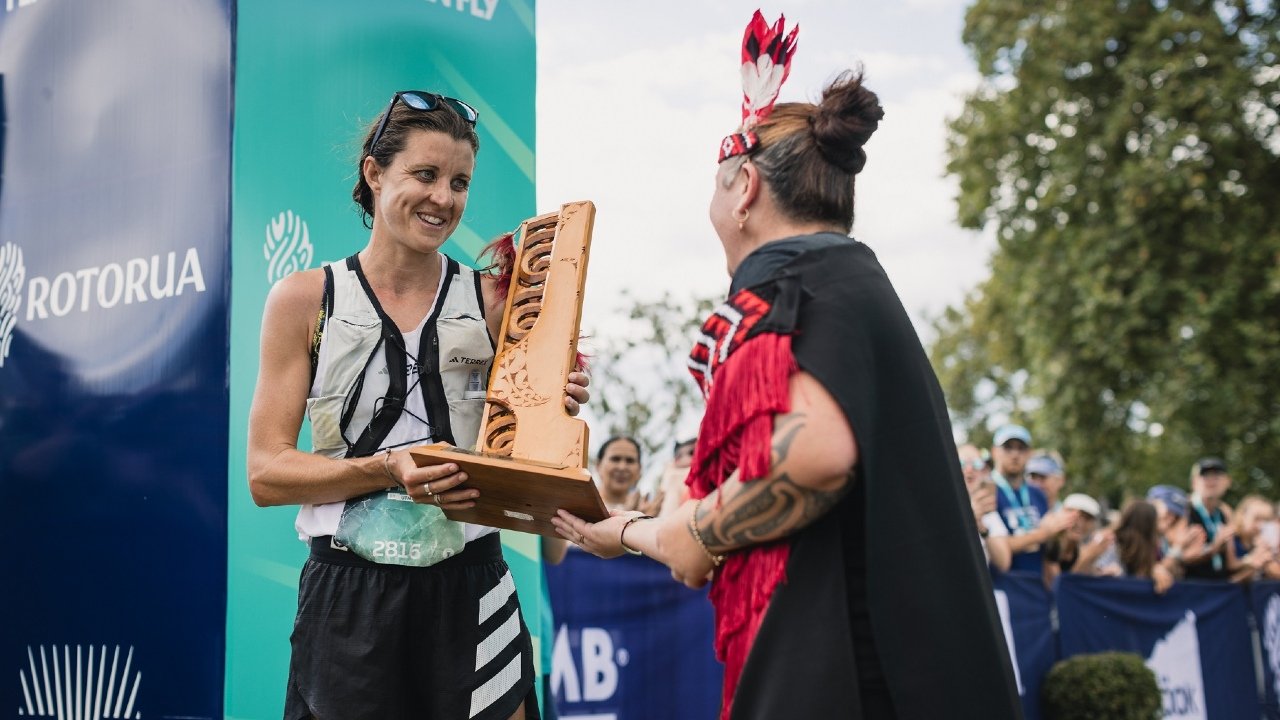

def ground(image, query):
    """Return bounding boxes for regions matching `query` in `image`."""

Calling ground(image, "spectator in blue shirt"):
[990,424,1074,573]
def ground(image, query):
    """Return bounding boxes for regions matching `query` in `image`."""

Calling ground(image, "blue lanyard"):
[993,472,1036,533]
[1192,496,1224,571]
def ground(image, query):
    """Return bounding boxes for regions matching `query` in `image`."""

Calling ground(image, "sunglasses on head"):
[368,91,480,155]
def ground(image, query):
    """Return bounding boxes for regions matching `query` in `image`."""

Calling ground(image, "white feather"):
[741,55,786,121]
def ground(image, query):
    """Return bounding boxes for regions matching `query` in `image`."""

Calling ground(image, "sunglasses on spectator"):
[959,459,986,471]
[1000,442,1030,451]
[369,91,480,154]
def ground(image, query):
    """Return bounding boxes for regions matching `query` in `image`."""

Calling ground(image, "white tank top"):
[295,254,495,543]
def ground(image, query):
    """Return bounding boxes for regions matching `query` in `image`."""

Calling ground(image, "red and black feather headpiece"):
[718,10,799,163]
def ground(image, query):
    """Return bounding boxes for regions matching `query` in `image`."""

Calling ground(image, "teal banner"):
[227,2,538,717]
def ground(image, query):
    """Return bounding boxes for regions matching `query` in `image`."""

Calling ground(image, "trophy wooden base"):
[408,443,609,538]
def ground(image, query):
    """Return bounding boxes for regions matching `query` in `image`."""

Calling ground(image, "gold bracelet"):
[382,450,402,489]
[689,498,725,568]
[620,514,653,556]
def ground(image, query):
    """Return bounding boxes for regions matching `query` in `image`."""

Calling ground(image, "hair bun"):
[810,70,884,174]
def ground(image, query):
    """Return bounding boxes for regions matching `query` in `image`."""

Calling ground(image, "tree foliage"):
[937,0,1280,500]
[584,290,718,464]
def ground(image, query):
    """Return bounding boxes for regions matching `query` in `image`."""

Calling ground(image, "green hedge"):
[1041,652,1162,720]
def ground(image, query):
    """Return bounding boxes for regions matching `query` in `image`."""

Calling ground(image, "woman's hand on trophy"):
[391,450,480,510]
[564,371,590,416]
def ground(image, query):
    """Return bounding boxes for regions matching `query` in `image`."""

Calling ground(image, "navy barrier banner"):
[992,571,1054,720]
[546,550,722,719]
[1056,574,1255,720]
[1253,581,1280,719]
[0,1,231,719]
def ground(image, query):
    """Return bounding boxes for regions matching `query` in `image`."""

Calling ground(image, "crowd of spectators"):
[583,425,1277,594]
[961,423,1279,591]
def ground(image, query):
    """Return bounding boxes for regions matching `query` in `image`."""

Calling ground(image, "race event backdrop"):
[10,4,1280,720]
[0,1,233,718]
[0,1,538,718]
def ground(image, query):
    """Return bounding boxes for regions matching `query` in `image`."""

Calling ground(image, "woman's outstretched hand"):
[552,508,637,559]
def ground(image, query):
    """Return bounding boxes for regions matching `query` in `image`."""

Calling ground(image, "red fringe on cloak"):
[686,331,797,720]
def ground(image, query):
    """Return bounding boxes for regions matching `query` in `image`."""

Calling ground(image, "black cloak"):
[714,234,1023,719]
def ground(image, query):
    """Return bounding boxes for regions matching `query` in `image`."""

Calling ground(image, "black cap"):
[1196,457,1227,474]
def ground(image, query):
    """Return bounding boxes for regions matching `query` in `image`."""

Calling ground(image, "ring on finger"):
[423,481,434,497]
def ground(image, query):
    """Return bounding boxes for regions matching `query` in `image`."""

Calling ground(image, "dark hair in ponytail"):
[747,70,884,232]
[1116,499,1160,579]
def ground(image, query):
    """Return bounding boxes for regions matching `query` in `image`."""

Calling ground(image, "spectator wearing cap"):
[1184,457,1236,580]
[958,444,1011,572]
[1043,492,1115,588]
[1147,484,1207,579]
[990,424,1075,573]
[1026,453,1066,510]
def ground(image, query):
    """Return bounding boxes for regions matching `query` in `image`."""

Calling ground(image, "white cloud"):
[536,2,989,342]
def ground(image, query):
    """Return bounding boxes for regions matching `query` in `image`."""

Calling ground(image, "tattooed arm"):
[687,371,857,557]
[554,371,858,585]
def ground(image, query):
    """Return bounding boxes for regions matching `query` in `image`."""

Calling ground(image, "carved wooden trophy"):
[409,201,608,536]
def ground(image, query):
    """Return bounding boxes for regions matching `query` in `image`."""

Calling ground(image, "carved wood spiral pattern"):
[504,218,558,345]
[482,400,517,456]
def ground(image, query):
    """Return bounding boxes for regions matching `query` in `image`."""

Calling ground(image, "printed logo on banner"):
[0,242,210,370]
[1146,610,1206,720]
[264,210,314,284]
[551,623,629,719]
[424,0,500,21]
[22,248,207,322]
[16,645,142,719]
[993,590,1025,696]
[1265,596,1280,701]
[0,242,25,367]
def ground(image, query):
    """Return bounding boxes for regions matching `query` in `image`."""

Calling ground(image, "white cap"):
[1063,493,1101,519]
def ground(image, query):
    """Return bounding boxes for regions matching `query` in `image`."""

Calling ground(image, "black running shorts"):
[284,533,540,720]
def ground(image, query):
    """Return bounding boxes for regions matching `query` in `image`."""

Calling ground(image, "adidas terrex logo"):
[449,356,487,365]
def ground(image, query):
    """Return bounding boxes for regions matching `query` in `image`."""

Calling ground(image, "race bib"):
[334,488,466,567]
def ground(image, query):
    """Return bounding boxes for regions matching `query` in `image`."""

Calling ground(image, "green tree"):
[584,290,718,464]
[937,0,1280,500]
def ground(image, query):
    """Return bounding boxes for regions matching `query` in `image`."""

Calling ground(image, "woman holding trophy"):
[247,90,586,719]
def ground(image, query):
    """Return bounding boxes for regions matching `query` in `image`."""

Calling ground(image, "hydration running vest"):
[307,253,495,460]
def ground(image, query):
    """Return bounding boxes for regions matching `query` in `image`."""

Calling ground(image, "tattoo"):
[695,411,852,553]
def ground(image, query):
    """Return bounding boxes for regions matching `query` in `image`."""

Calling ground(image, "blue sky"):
[537,0,993,345]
